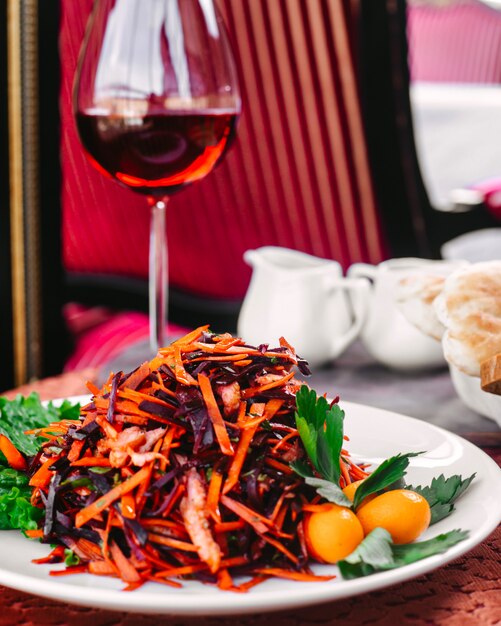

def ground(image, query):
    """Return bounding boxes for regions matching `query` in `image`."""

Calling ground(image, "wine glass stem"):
[149,198,169,353]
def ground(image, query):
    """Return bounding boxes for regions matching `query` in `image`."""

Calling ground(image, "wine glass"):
[74,0,241,352]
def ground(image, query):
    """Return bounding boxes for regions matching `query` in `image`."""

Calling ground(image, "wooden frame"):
[2,0,68,390]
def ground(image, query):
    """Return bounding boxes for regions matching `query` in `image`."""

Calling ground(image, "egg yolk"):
[304,504,364,563]
[355,489,431,544]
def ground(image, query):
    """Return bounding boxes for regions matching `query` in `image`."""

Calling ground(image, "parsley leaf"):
[304,477,352,507]
[352,452,423,510]
[408,473,476,524]
[338,527,469,579]
[294,386,345,484]
[290,459,314,479]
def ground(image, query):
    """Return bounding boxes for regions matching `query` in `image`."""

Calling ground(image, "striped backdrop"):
[60,0,386,301]
[408,0,501,83]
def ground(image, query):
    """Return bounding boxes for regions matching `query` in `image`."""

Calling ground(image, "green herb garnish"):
[338,527,469,579]
[303,476,352,507]
[293,385,344,484]
[408,473,476,524]
[352,452,424,510]
[291,386,473,578]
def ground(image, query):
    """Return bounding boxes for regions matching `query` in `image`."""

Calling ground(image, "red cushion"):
[63,307,187,371]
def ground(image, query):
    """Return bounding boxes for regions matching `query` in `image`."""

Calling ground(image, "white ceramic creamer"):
[237,247,369,367]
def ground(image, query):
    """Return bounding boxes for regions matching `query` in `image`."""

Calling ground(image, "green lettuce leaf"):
[0,394,80,531]
[0,393,80,456]
[0,485,43,531]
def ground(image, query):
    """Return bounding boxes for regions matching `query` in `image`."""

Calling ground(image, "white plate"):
[0,396,499,615]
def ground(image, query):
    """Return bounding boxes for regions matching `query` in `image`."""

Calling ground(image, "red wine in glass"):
[75,110,239,196]
[74,0,241,351]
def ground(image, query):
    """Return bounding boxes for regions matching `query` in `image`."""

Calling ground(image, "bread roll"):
[434,261,501,377]
[396,273,446,341]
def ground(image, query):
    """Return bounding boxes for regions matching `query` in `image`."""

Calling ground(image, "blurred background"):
[1,0,501,393]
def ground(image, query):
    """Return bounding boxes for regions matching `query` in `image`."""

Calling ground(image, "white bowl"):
[449,364,501,427]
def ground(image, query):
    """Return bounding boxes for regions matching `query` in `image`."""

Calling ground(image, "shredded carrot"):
[67,439,85,463]
[255,568,335,582]
[349,462,370,480]
[155,556,247,579]
[0,434,27,471]
[139,518,187,532]
[155,562,208,578]
[72,457,111,467]
[119,387,174,408]
[258,534,299,564]
[170,324,209,347]
[154,373,177,397]
[270,491,288,522]
[302,503,333,513]
[173,345,197,385]
[161,483,185,519]
[217,568,234,590]
[75,466,151,528]
[340,458,352,486]
[189,354,250,363]
[121,492,136,519]
[86,380,101,396]
[219,495,273,534]
[198,373,234,456]
[88,561,116,576]
[29,455,60,488]
[264,457,294,475]
[240,398,283,429]
[232,575,267,592]
[147,533,198,552]
[235,401,247,427]
[24,529,44,539]
[242,371,295,398]
[223,424,258,494]
[136,458,154,512]
[145,575,182,588]
[271,430,298,453]
[32,545,65,564]
[206,470,223,521]
[213,520,245,533]
[160,427,176,466]
[122,361,150,390]
[274,503,288,531]
[109,541,141,583]
[279,336,296,355]
[49,565,88,576]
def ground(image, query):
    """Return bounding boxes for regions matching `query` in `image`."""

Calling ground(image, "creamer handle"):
[328,276,371,358]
